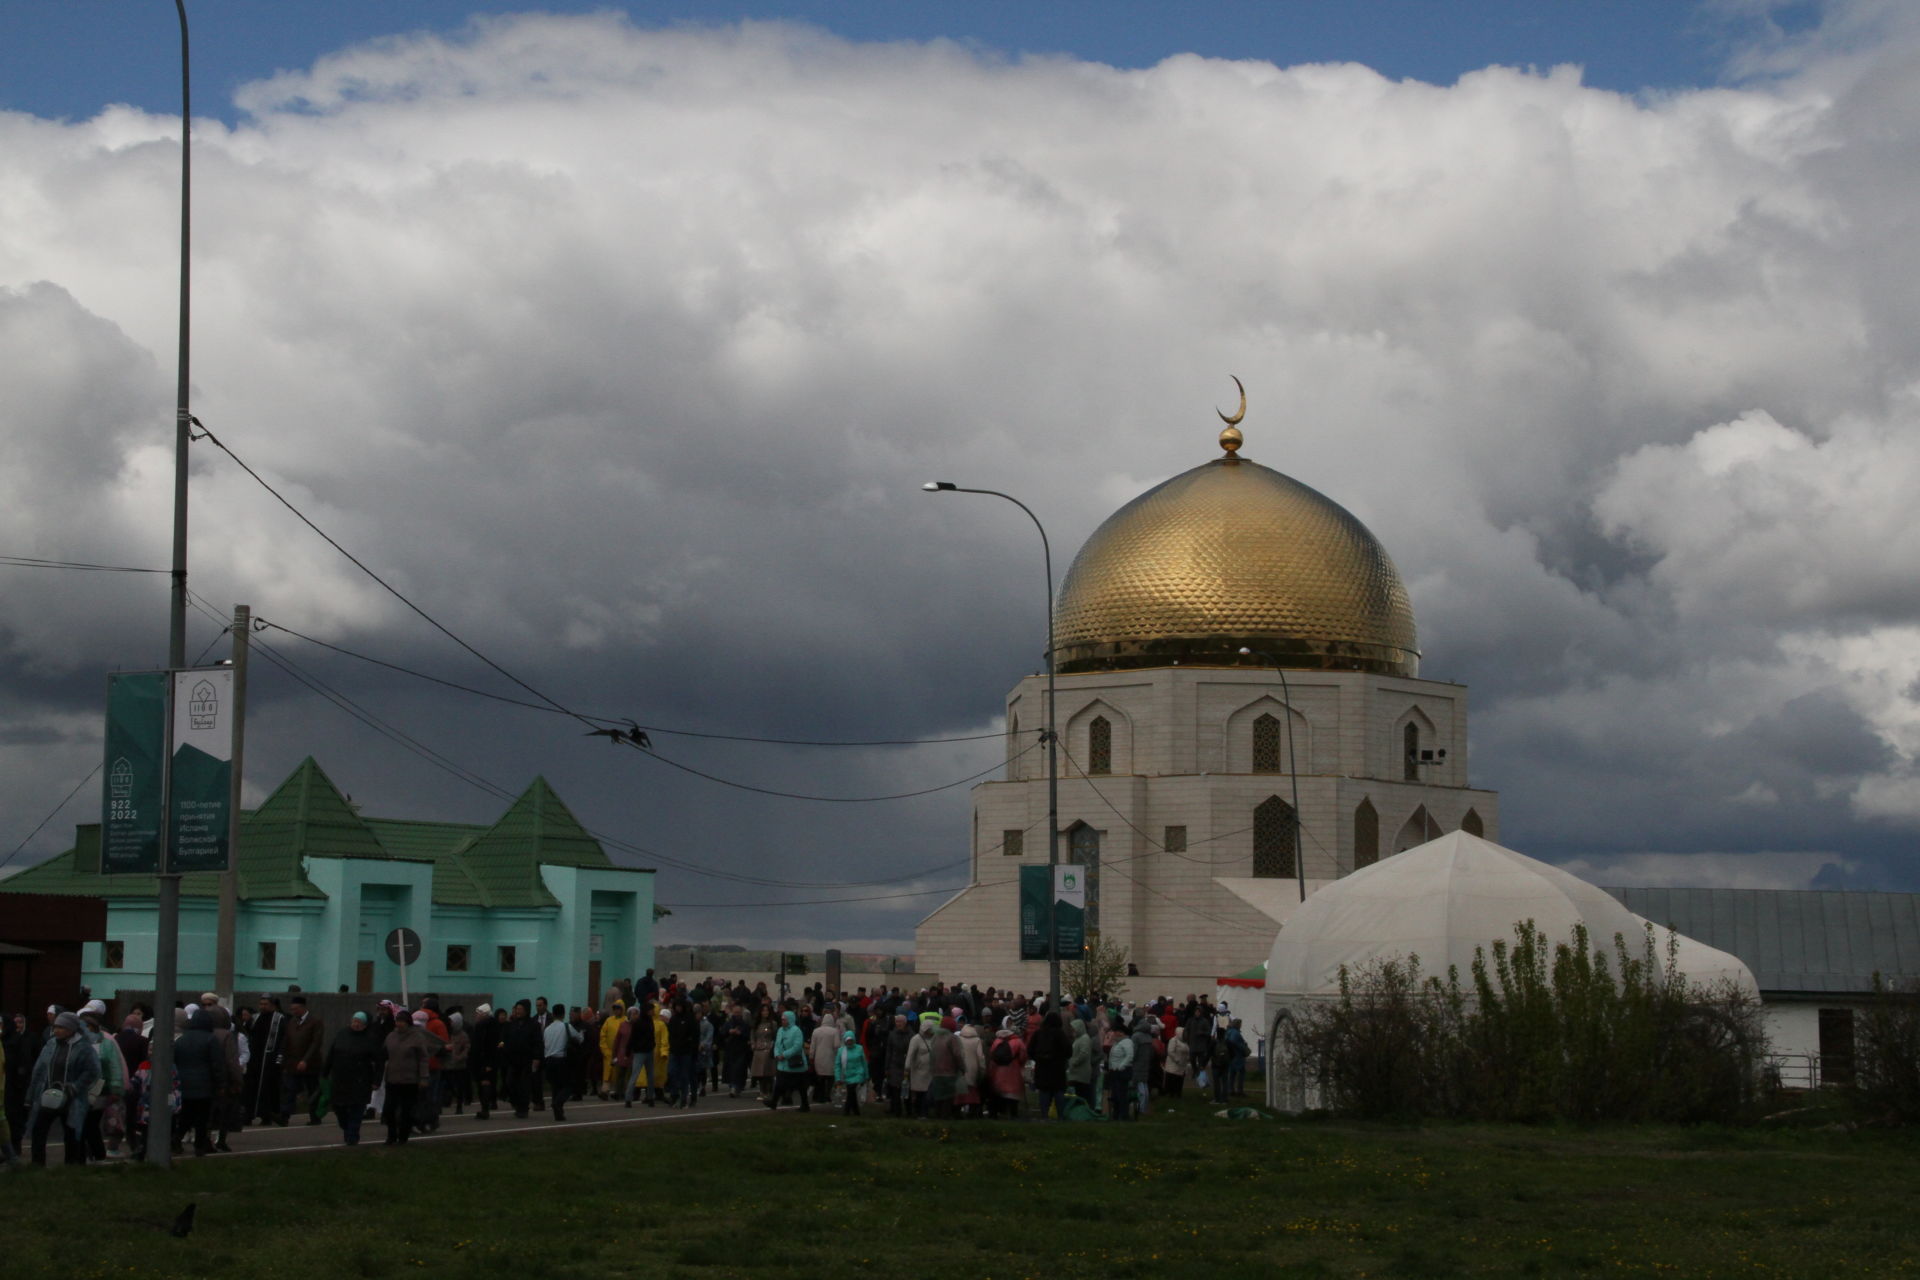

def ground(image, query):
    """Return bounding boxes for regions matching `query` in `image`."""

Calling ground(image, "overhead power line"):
[0,554,168,574]
[256,618,1009,747]
[629,734,1038,804]
[0,764,101,874]
[193,594,991,892]
[193,420,1013,760]
[192,422,600,733]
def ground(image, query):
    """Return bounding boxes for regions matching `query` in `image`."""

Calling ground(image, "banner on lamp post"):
[167,668,233,873]
[1019,865,1050,960]
[1053,864,1086,956]
[102,671,168,874]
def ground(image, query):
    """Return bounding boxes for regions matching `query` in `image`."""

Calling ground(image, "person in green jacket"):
[833,1029,869,1116]
[765,1011,810,1113]
[77,1005,124,1161]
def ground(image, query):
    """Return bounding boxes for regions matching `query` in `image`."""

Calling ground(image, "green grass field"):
[7,1102,1918,1278]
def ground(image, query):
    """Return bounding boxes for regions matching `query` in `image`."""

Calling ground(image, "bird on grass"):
[170,1204,196,1238]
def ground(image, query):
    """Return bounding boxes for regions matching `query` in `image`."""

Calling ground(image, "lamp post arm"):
[939,485,1060,1011]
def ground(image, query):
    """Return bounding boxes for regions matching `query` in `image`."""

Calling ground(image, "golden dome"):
[1053,451,1419,676]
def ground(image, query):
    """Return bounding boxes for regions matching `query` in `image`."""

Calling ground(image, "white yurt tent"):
[1263,830,1758,1109]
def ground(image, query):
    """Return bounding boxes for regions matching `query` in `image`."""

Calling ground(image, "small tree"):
[1850,977,1920,1123]
[1064,935,1130,1002]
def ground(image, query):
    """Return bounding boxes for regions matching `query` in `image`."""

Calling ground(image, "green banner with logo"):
[1019,865,1049,959]
[169,669,233,873]
[1053,864,1086,956]
[102,671,167,874]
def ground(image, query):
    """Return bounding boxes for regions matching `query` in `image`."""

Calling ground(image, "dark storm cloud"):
[9,7,1920,937]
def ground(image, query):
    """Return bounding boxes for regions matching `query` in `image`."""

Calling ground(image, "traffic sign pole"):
[386,927,422,1010]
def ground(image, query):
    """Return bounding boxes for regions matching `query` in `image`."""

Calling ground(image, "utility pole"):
[214,604,248,996]
[149,0,193,1170]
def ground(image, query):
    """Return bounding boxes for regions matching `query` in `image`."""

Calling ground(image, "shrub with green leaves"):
[1850,977,1920,1124]
[1276,920,1768,1123]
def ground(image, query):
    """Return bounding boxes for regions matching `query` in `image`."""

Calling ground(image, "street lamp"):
[1238,647,1308,905]
[923,481,1060,1012]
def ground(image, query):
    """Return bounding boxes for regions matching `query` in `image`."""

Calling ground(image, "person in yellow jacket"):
[598,1001,625,1098]
[648,1001,670,1106]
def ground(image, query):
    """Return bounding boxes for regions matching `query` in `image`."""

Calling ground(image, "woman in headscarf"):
[749,1006,777,1100]
[381,1011,433,1144]
[928,1015,966,1120]
[904,1015,936,1118]
[325,1012,385,1146]
[27,1012,100,1166]
[112,1013,147,1148]
[206,1004,245,1153]
[808,1007,841,1106]
[832,1028,869,1115]
[876,1013,907,1117]
[648,1000,671,1106]
[1163,1022,1193,1100]
[443,1010,472,1114]
[1066,1017,1095,1107]
[613,1003,642,1107]
[74,1003,124,1161]
[986,1018,1028,1121]
[764,1010,811,1112]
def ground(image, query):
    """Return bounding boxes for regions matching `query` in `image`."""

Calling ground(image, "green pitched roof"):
[360,818,491,907]
[7,762,618,910]
[238,757,382,895]
[457,777,612,908]
[5,758,384,901]
[3,831,117,898]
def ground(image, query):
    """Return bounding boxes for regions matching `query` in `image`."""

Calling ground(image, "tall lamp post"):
[922,481,1060,1012]
[145,0,195,1171]
[1238,648,1307,905]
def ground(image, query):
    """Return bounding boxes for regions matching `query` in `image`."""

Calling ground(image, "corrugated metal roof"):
[1606,886,1920,995]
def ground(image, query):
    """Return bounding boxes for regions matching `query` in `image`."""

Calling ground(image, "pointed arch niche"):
[1224,696,1310,775]
[1394,805,1440,854]
[1395,705,1439,783]
[1067,700,1131,777]
[1253,796,1297,878]
[1461,807,1485,838]
[1353,798,1379,869]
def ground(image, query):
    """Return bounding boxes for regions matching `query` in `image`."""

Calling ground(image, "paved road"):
[40,1091,773,1166]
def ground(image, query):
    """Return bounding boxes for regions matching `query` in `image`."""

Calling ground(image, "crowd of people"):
[0,972,1254,1168]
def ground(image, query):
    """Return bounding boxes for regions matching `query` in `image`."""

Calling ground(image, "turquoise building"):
[8,758,654,1008]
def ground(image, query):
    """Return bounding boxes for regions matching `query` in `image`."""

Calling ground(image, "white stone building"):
[917,424,1498,990]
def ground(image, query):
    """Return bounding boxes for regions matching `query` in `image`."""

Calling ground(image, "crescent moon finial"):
[1217,375,1246,454]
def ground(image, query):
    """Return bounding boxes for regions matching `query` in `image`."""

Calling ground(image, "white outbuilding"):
[1263,830,1760,1109]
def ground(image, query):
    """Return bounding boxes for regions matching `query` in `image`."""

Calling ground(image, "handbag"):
[40,1085,69,1111]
